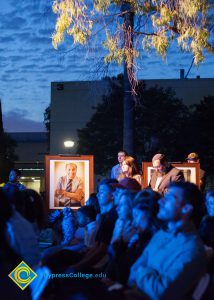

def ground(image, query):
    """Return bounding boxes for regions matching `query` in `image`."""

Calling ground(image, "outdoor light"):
[64,140,75,148]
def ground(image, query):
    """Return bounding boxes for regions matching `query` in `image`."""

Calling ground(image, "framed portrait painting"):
[45,155,94,209]
[142,162,200,188]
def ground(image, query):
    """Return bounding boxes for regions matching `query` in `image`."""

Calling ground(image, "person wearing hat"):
[149,153,184,195]
[110,177,142,206]
[186,152,206,192]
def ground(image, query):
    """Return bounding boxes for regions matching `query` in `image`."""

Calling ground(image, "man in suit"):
[149,153,184,195]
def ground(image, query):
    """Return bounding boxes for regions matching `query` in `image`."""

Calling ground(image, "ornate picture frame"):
[45,155,94,209]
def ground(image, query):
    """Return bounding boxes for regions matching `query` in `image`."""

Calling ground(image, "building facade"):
[8,132,48,193]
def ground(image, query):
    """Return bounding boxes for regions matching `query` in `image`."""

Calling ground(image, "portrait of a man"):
[54,162,84,207]
[46,155,93,210]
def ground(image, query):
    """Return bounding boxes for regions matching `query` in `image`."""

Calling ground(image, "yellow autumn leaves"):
[52,0,210,66]
[52,0,92,48]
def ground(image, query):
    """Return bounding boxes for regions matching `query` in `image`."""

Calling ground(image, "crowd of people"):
[0,151,213,300]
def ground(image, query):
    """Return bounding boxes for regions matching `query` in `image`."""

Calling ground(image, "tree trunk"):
[123,8,134,156]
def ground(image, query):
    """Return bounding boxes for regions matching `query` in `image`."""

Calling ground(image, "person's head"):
[118,190,134,208]
[112,188,124,206]
[158,182,202,225]
[152,153,168,175]
[186,152,200,164]
[18,189,45,229]
[65,163,77,179]
[86,193,100,214]
[9,169,21,183]
[134,189,161,206]
[205,189,214,216]
[77,205,96,227]
[199,216,214,249]
[117,204,132,221]
[117,150,128,164]
[132,202,158,232]
[116,190,133,220]
[111,177,141,205]
[97,179,117,207]
[121,156,139,177]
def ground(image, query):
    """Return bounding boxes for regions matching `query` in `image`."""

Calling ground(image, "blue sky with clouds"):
[0,0,214,132]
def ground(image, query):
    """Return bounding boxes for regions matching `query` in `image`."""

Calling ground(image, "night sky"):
[1,0,214,132]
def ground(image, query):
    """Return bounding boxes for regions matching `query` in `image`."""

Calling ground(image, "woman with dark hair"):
[118,156,142,186]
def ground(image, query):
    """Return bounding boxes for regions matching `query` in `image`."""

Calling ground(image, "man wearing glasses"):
[149,153,184,195]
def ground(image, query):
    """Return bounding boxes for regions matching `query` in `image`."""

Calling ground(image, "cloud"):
[38,28,53,36]
[5,69,18,74]
[42,69,66,74]
[28,36,51,46]
[38,85,49,89]
[19,47,40,53]
[0,36,15,43]
[40,64,65,69]
[20,64,38,69]
[10,55,27,62]
[1,17,27,30]
[16,32,32,40]
[3,110,46,132]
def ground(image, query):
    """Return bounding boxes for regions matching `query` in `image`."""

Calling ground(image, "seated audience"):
[43,206,99,272]
[106,190,159,286]
[128,182,207,300]
[70,179,118,272]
